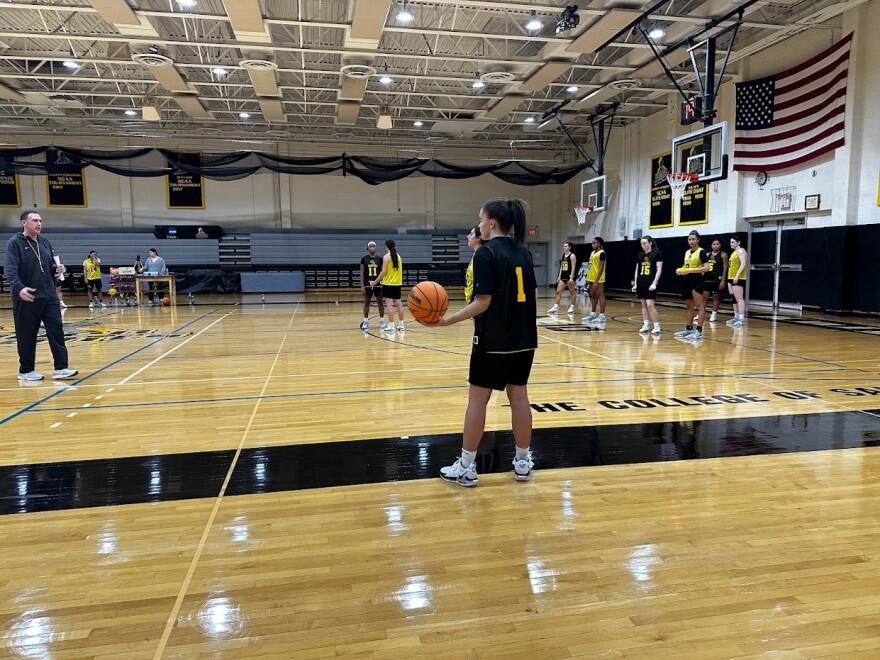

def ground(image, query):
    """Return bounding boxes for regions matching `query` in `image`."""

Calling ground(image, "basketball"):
[108,287,118,296]
[161,297,170,306]
[407,281,448,325]
[110,267,119,275]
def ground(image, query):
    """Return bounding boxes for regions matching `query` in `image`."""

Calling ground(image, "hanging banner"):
[649,152,673,229]
[166,155,205,209]
[46,150,87,208]
[0,172,19,207]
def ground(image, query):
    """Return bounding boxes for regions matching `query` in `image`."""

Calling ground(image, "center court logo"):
[0,322,193,345]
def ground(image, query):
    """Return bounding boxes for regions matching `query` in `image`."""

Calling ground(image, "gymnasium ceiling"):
[0,0,866,158]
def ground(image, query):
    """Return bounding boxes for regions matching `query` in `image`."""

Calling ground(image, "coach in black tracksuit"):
[4,211,77,382]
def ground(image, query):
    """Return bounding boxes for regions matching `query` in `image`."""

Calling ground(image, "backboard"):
[671,121,728,183]
[579,174,607,213]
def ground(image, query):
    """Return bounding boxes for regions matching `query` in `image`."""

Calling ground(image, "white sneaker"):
[440,458,479,487]
[597,314,606,322]
[386,324,396,333]
[674,328,691,337]
[547,304,559,314]
[733,319,745,327]
[582,312,597,322]
[88,302,95,309]
[709,311,718,322]
[378,319,387,330]
[651,325,662,335]
[639,322,650,333]
[725,318,737,326]
[18,371,44,381]
[59,301,67,308]
[100,302,107,308]
[52,368,78,379]
[359,319,369,330]
[686,330,703,340]
[513,458,534,481]
[567,305,575,314]
[397,322,405,332]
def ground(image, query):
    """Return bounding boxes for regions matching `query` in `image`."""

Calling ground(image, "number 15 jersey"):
[472,236,538,353]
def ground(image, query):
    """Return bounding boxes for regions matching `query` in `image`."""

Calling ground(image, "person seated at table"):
[143,248,168,304]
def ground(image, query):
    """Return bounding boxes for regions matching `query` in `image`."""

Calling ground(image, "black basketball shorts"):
[468,348,535,391]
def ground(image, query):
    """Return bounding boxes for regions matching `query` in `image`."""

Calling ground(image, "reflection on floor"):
[4,409,878,515]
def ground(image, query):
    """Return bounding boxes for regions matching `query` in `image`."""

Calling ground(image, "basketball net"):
[574,205,594,225]
[667,172,699,200]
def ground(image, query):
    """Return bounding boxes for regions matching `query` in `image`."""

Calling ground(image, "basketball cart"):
[108,267,137,305]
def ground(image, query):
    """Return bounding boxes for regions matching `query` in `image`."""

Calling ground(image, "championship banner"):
[166,155,204,209]
[678,182,709,225]
[649,153,673,229]
[0,172,19,207]
[46,150,87,208]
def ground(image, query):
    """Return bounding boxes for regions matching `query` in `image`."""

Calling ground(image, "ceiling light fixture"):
[177,0,197,8]
[396,1,414,24]
[239,112,250,119]
[125,109,137,116]
[526,11,543,31]
[62,60,78,69]
[380,64,392,84]
[472,80,485,89]
[567,85,579,93]
[212,67,228,76]
[524,117,535,123]
[414,121,423,127]
[649,28,665,39]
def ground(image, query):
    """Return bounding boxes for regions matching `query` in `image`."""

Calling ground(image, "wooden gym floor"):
[2,290,880,658]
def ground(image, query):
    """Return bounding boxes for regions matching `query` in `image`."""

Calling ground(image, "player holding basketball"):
[727,235,748,327]
[359,241,386,330]
[702,239,728,322]
[370,239,405,332]
[433,197,538,487]
[582,236,607,322]
[547,242,576,315]
[632,235,663,335]
[674,230,709,340]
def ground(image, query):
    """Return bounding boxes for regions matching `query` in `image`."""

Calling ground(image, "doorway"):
[529,242,550,286]
[747,217,805,310]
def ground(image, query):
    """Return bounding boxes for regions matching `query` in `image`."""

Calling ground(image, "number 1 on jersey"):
[515,266,526,302]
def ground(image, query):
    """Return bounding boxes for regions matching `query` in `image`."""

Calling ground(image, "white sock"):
[654,322,660,328]
[515,446,530,462]
[460,449,477,468]
[363,317,368,322]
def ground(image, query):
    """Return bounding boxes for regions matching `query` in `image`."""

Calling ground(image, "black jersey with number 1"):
[472,236,538,353]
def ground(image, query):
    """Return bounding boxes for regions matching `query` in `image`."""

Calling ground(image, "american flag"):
[733,34,852,172]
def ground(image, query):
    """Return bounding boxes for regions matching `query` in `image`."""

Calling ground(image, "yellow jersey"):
[383,253,403,286]
[587,249,606,283]
[682,248,706,270]
[729,250,747,280]
[465,256,475,303]
[83,258,101,281]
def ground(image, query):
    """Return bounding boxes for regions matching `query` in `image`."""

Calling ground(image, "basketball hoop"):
[574,205,594,225]
[666,172,699,200]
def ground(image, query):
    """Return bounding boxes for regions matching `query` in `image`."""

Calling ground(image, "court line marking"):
[0,310,220,427]
[116,313,232,385]
[152,334,290,658]
[539,333,612,360]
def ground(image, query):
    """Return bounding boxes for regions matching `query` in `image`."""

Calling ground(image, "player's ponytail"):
[385,239,399,269]
[481,197,528,243]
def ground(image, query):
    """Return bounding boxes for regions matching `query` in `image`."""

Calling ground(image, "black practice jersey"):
[472,236,538,353]
[636,249,663,287]
[704,250,726,283]
[559,253,575,281]
[361,255,382,283]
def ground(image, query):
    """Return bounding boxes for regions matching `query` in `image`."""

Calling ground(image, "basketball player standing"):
[370,239,405,332]
[434,197,538,487]
[702,239,728,322]
[547,242,576,315]
[359,241,386,330]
